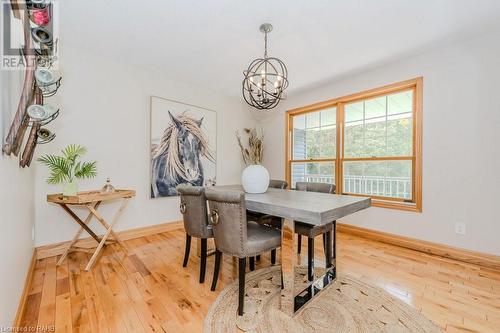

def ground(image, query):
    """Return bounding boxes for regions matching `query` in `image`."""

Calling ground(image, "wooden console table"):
[47,189,136,271]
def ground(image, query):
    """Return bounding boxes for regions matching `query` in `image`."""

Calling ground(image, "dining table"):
[211,185,371,317]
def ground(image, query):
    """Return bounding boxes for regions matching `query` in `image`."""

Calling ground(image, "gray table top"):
[210,185,371,226]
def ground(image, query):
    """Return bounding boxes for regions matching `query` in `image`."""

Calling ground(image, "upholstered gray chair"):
[206,189,281,316]
[177,184,213,284]
[295,182,336,281]
[247,179,287,228]
[246,179,288,268]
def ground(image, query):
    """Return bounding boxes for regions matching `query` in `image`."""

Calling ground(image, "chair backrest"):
[295,182,336,194]
[269,179,288,189]
[205,189,247,257]
[176,184,211,238]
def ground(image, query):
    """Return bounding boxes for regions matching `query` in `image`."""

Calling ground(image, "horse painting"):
[151,111,215,198]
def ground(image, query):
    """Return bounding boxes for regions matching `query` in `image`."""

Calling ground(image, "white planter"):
[241,164,270,194]
[62,181,78,196]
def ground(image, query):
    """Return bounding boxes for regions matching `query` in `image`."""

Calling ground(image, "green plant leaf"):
[62,144,87,161]
[75,161,97,179]
[37,155,70,184]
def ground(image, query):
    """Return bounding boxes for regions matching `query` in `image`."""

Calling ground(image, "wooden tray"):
[47,189,136,204]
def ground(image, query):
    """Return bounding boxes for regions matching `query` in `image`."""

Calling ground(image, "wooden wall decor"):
[20,89,43,167]
[2,0,62,167]
[2,7,35,156]
[9,0,21,19]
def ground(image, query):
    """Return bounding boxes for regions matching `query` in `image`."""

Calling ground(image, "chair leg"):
[322,233,327,257]
[271,249,276,265]
[238,258,246,316]
[211,250,222,291]
[333,221,337,260]
[307,237,314,281]
[182,234,191,267]
[256,255,261,261]
[199,238,207,283]
[325,231,332,268]
[298,235,302,254]
[249,256,255,271]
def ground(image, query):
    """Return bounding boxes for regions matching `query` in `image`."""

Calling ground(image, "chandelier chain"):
[264,31,268,59]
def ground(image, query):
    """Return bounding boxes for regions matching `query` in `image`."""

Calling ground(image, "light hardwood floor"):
[19,229,500,332]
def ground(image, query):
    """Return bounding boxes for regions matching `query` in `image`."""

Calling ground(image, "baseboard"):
[36,221,183,259]
[13,250,36,328]
[338,223,500,271]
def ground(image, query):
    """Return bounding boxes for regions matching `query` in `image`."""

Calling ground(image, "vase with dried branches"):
[236,128,269,193]
[236,128,264,165]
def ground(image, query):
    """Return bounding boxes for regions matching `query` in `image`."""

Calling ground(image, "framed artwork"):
[150,96,217,198]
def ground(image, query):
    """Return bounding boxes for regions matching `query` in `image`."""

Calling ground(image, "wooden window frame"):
[285,77,423,212]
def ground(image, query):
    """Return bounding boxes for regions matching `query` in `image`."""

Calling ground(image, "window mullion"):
[385,95,388,155]
[304,115,307,160]
[337,102,343,194]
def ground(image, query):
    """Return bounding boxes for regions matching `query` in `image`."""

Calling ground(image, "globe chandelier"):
[242,23,289,110]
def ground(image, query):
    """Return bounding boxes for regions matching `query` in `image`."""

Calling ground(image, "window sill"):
[371,199,422,212]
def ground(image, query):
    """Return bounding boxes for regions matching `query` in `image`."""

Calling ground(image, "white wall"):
[259,28,500,256]
[33,44,255,246]
[0,70,36,326]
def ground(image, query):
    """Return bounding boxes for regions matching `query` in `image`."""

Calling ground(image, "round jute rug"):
[203,266,442,333]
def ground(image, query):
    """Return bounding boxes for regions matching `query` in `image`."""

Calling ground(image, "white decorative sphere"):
[241,165,270,194]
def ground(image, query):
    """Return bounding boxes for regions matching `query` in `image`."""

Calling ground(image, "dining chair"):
[247,179,288,223]
[295,181,336,281]
[247,179,287,229]
[177,184,213,284]
[206,189,281,316]
[269,179,288,189]
[246,179,287,269]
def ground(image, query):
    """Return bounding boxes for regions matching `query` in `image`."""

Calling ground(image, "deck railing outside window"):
[292,174,412,199]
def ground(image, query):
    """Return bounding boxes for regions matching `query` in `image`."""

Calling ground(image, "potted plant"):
[37,144,97,196]
[236,128,269,193]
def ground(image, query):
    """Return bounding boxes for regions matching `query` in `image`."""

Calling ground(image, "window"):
[291,107,336,186]
[286,78,422,212]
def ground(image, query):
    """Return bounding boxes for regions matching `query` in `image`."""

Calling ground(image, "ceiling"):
[60,0,500,99]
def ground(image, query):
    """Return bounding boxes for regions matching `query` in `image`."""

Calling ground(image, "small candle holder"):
[32,26,53,50]
[28,2,51,26]
[36,128,56,144]
[35,68,62,97]
[27,104,59,126]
